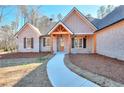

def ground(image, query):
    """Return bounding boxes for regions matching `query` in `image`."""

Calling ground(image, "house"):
[15,6,124,61]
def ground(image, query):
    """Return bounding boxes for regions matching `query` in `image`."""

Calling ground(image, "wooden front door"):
[57,36,64,51]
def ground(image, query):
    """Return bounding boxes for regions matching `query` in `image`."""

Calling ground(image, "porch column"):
[51,34,54,54]
[68,34,71,53]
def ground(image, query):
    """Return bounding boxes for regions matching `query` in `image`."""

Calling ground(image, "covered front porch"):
[48,22,73,54]
[47,21,94,54]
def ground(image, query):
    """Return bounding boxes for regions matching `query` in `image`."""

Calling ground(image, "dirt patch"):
[67,54,124,84]
[0,63,41,87]
[0,53,53,87]
[0,52,50,59]
[13,62,52,87]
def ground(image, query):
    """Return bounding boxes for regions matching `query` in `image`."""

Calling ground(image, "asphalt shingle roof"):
[41,22,57,35]
[91,5,124,29]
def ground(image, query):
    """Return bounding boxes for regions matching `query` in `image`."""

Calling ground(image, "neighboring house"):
[15,6,124,61]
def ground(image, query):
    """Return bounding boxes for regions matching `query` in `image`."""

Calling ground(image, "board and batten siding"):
[63,11,95,53]
[17,26,40,52]
[95,21,124,61]
[63,12,94,34]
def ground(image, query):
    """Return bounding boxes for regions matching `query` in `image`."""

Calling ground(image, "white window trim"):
[73,37,83,49]
[26,38,32,49]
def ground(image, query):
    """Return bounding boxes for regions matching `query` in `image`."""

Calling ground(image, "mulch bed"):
[68,53,124,84]
[0,52,51,59]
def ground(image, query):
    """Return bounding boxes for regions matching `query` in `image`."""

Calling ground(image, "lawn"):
[0,52,53,87]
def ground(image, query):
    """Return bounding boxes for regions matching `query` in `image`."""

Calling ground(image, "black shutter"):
[31,38,33,48]
[83,38,86,48]
[43,38,46,47]
[24,38,26,48]
[72,38,74,48]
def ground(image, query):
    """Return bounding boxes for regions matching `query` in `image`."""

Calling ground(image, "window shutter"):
[43,38,46,47]
[24,38,26,48]
[83,38,87,48]
[31,38,33,48]
[72,38,74,48]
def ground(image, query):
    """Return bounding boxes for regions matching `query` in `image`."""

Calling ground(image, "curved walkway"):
[47,52,99,87]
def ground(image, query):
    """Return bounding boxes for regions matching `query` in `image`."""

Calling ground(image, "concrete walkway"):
[47,52,99,87]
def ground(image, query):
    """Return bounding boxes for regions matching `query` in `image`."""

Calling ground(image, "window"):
[27,38,33,48]
[43,37,50,47]
[72,37,82,48]
[46,38,50,46]
[27,38,32,48]
[24,38,33,49]
[83,37,87,48]
[74,38,78,48]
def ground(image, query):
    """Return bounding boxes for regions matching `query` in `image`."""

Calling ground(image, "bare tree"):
[0,6,11,23]
[0,6,5,23]
[18,5,42,26]
[0,25,16,51]
[11,21,18,33]
[18,5,29,24]
[86,14,95,21]
[97,6,106,19]
[0,6,17,51]
[51,14,55,21]
[57,13,63,20]
[97,5,115,19]
[106,5,114,14]
[15,9,20,31]
[37,16,49,31]
[29,6,42,26]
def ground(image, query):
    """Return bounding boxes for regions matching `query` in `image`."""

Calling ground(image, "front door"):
[57,35,64,51]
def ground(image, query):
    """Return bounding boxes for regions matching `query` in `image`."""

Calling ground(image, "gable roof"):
[62,7,97,31]
[48,21,73,35]
[17,6,124,36]
[93,5,124,30]
[15,23,41,37]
